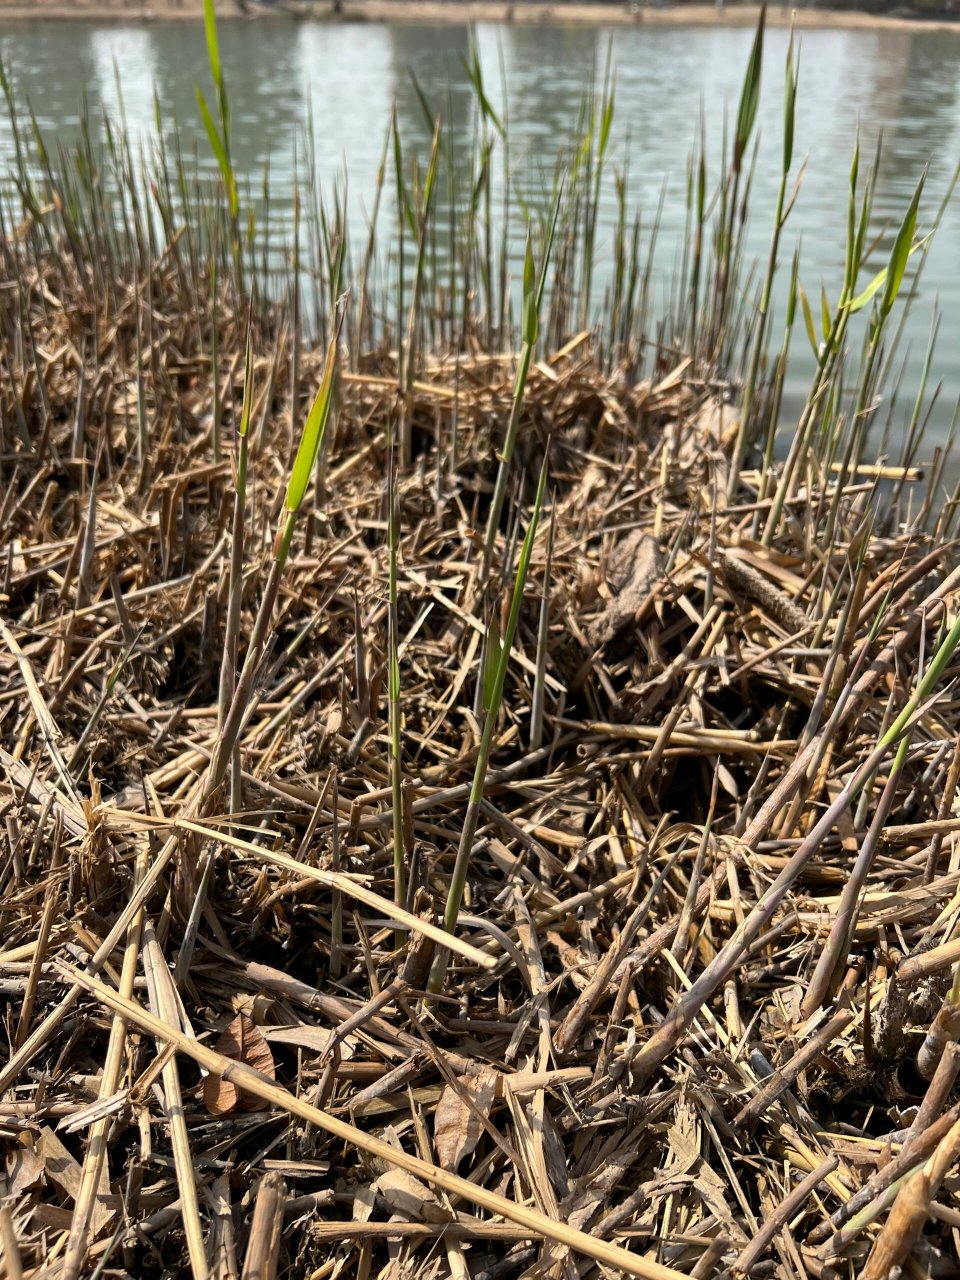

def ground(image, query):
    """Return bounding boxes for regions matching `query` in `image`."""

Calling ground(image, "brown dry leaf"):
[35,1126,111,1233]
[231,991,276,1023]
[374,1169,449,1223]
[433,1067,497,1172]
[6,1138,44,1198]
[203,1013,276,1115]
[351,1181,376,1224]
[665,1104,700,1176]
[263,1023,354,1059]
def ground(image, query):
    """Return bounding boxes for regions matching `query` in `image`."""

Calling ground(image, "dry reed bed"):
[2,241,960,1280]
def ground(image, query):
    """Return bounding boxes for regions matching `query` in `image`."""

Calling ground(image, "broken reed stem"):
[142,921,208,1280]
[861,1111,960,1280]
[802,736,910,1016]
[0,1172,23,1280]
[240,1172,285,1280]
[732,1154,838,1276]
[13,811,61,1053]
[61,846,148,1280]
[630,702,940,1087]
[218,325,254,816]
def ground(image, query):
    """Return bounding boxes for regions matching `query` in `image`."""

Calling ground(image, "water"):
[2,18,959,451]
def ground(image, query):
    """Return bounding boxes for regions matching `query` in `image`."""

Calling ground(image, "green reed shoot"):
[392,108,410,390]
[687,116,707,365]
[218,324,255,813]
[356,125,389,366]
[712,2,764,353]
[482,198,559,579]
[207,306,342,799]
[580,57,615,331]
[196,0,237,221]
[430,453,549,993]
[814,171,926,554]
[530,503,556,751]
[210,243,222,463]
[727,31,798,497]
[399,118,442,464]
[386,429,405,930]
[760,137,875,543]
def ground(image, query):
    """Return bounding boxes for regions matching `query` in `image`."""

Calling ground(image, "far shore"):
[5,0,960,31]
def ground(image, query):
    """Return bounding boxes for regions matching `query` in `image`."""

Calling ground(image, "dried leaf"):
[352,1181,376,1224]
[665,1104,700,1176]
[433,1068,497,1172]
[263,1023,354,1059]
[588,531,663,646]
[36,1126,111,1232]
[716,761,739,799]
[6,1139,43,1198]
[375,1169,449,1222]
[231,991,276,1023]
[203,1014,276,1115]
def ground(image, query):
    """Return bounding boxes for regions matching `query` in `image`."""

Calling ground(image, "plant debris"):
[3,11,960,1278]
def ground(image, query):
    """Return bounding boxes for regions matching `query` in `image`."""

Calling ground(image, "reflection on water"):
[90,26,158,143]
[1,19,958,443]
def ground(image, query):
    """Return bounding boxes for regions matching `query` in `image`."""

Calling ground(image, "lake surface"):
[2,18,959,452]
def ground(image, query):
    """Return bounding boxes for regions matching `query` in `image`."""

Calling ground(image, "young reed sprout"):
[196,0,237,221]
[816,170,927,555]
[399,117,442,465]
[431,452,549,993]
[580,62,615,331]
[711,1,764,354]
[482,198,559,579]
[210,244,222,464]
[217,323,255,813]
[207,304,343,801]
[760,143,925,546]
[727,31,798,497]
[530,503,556,751]
[196,0,243,295]
[386,430,405,931]
[687,116,707,365]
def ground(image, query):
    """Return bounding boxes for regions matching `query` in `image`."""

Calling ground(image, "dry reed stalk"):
[61,847,148,1280]
[141,920,209,1280]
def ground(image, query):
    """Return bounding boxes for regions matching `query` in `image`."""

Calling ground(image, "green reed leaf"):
[286,312,341,515]
[799,283,818,356]
[238,331,254,440]
[882,171,925,317]
[202,0,222,93]
[735,3,765,166]
[521,234,537,346]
